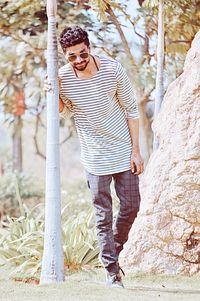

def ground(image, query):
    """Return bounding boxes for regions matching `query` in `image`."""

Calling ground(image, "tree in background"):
[139,0,199,152]
[0,41,32,172]
[153,0,164,150]
[12,91,25,172]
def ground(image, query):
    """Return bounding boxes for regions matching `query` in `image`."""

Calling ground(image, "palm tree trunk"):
[40,0,64,284]
[12,116,23,173]
[153,0,164,150]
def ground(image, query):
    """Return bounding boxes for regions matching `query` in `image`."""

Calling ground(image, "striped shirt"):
[59,56,139,175]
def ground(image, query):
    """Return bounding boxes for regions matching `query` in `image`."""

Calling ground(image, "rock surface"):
[121,31,200,275]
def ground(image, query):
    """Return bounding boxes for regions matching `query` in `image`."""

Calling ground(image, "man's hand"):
[131,151,144,175]
[43,74,61,92]
[43,75,64,112]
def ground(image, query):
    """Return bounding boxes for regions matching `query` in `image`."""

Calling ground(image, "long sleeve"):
[115,62,139,119]
[59,82,74,119]
[59,101,73,119]
[59,93,74,119]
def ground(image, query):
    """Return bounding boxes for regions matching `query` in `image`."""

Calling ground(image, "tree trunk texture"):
[12,116,23,173]
[40,0,64,284]
[153,0,164,150]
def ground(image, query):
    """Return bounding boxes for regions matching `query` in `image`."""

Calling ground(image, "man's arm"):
[127,118,144,175]
[59,98,64,112]
[115,62,144,175]
[44,75,73,118]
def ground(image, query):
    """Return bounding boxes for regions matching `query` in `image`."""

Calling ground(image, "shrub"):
[0,171,43,205]
[0,200,100,279]
[0,171,43,221]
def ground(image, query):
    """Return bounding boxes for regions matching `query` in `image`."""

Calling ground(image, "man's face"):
[65,42,90,71]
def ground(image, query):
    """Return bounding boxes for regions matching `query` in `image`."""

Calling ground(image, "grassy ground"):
[0,267,199,301]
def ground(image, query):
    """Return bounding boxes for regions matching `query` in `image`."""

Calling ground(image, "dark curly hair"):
[59,26,90,53]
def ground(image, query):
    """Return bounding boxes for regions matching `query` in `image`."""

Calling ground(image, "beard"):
[73,59,90,71]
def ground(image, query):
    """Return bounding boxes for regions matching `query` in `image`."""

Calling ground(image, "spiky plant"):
[0,202,100,280]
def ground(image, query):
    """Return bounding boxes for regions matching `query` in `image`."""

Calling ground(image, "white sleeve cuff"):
[126,111,139,119]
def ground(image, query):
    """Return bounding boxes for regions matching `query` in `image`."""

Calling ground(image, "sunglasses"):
[67,52,89,62]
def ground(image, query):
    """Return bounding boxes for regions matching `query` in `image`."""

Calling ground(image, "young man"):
[45,26,144,288]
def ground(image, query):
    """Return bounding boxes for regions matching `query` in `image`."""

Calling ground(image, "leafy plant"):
[0,201,100,279]
[0,171,43,207]
[62,206,100,270]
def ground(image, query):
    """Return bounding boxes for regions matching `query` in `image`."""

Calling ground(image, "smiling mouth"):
[73,59,90,72]
[75,62,86,67]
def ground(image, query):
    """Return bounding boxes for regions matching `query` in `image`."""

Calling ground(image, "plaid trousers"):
[85,169,140,275]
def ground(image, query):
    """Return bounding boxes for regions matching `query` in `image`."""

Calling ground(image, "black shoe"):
[106,273,124,288]
[119,266,125,276]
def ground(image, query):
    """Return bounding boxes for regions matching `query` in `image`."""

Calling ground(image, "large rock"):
[121,31,200,275]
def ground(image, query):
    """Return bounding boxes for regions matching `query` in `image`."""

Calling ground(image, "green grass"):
[0,266,199,301]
